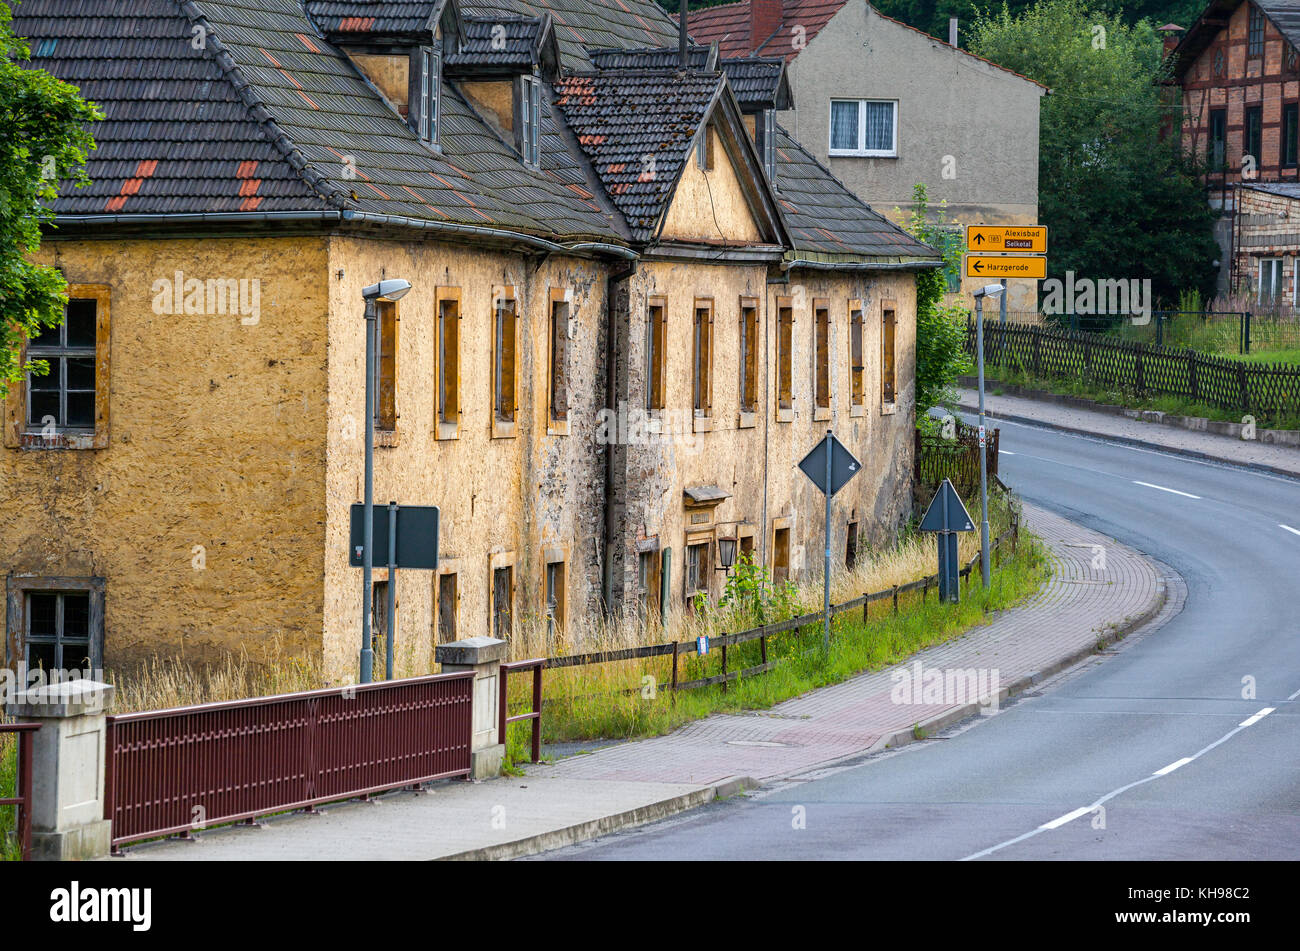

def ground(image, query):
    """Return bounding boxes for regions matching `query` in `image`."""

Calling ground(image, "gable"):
[660,126,764,243]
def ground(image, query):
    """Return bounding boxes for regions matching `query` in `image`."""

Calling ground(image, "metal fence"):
[104,672,475,849]
[915,421,998,499]
[0,723,39,861]
[967,319,1300,425]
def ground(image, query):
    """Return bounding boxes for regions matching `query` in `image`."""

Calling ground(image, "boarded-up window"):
[492,566,513,639]
[647,297,667,411]
[494,289,517,424]
[376,300,398,431]
[772,528,790,584]
[814,300,830,409]
[549,292,569,422]
[777,299,793,412]
[437,573,457,643]
[846,521,859,570]
[437,289,460,427]
[544,559,566,639]
[739,299,758,414]
[882,305,896,404]
[638,548,661,616]
[693,299,713,417]
[849,304,865,406]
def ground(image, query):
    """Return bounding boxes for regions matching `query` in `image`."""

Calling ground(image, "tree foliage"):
[0,1,101,397]
[968,0,1218,307]
[902,184,972,422]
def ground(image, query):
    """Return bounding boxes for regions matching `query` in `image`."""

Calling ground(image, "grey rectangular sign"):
[349,504,439,570]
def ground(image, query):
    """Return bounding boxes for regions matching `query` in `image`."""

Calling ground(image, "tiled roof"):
[682,0,1045,86]
[718,56,789,109]
[587,45,790,109]
[304,1,438,35]
[682,0,844,60]
[554,69,722,242]
[446,15,546,68]
[772,125,937,262]
[15,0,625,242]
[462,0,679,70]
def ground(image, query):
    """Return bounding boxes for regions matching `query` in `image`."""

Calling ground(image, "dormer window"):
[419,46,442,145]
[519,75,541,168]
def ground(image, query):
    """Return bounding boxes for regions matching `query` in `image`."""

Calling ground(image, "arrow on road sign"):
[919,479,975,533]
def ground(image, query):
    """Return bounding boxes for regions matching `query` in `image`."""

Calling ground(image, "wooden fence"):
[967,319,1300,425]
[505,508,1020,713]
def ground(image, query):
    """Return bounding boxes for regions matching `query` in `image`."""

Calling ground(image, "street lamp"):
[972,282,1003,591]
[360,278,412,684]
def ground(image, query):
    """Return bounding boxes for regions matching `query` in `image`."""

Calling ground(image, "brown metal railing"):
[499,659,544,764]
[104,672,474,849]
[1,723,39,861]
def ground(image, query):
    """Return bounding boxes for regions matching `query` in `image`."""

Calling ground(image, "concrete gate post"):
[435,637,507,780]
[5,679,115,860]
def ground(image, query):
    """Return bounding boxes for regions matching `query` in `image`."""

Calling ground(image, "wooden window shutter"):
[882,304,897,403]
[814,301,829,408]
[550,292,568,421]
[704,302,713,414]
[778,302,793,409]
[649,300,667,410]
[850,304,864,405]
[377,300,398,430]
[495,290,517,423]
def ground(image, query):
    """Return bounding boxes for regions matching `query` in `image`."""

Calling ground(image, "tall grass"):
[500,492,1043,765]
[1,726,17,861]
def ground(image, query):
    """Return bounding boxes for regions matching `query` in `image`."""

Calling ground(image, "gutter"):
[782,257,944,271]
[49,210,639,261]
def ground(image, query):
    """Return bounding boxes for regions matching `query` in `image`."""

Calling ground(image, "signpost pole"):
[386,500,397,680]
[823,429,832,653]
[360,300,377,684]
[976,296,991,589]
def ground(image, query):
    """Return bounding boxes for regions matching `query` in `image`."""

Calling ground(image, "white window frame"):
[828,98,898,158]
[1258,257,1283,305]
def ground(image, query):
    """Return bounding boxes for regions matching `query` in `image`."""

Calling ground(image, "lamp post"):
[360,278,412,683]
[972,282,1004,590]
[716,536,737,574]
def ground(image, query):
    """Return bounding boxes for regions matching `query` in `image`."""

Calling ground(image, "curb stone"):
[438,775,756,861]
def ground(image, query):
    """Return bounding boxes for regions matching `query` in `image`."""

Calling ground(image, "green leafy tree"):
[968,0,1218,307]
[0,2,101,397]
[900,183,972,421]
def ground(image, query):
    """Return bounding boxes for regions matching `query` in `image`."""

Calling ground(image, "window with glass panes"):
[24,590,94,673]
[829,99,896,156]
[27,297,97,433]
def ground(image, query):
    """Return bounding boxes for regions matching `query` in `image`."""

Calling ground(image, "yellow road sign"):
[964,255,1046,279]
[965,225,1048,254]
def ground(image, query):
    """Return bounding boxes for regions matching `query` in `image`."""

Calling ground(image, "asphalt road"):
[538,418,1300,860]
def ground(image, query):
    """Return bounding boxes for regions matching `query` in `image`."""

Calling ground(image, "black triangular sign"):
[918,478,975,532]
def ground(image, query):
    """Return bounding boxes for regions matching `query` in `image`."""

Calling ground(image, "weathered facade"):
[1230,182,1300,305]
[682,0,1045,308]
[2,0,938,682]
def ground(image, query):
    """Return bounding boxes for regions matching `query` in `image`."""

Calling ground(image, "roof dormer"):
[445,15,559,169]
[309,0,462,147]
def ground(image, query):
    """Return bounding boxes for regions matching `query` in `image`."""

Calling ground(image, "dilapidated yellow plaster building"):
[2,0,938,681]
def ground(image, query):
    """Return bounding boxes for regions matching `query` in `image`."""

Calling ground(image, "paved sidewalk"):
[957,387,1300,478]
[116,503,1166,861]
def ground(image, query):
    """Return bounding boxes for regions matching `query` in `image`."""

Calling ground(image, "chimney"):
[680,0,689,68]
[1157,23,1185,57]
[949,17,958,47]
[751,0,782,50]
